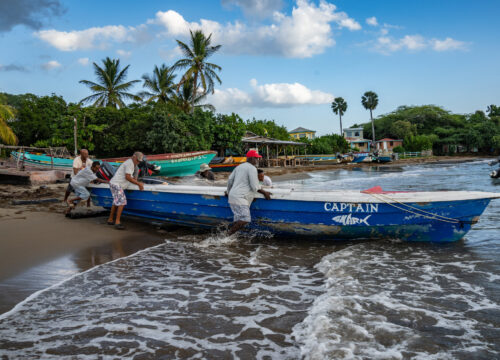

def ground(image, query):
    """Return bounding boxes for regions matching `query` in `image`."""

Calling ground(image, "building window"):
[355,132,359,137]
[299,133,306,138]
[390,141,393,146]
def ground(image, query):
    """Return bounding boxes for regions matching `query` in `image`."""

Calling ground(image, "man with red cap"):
[226,149,271,235]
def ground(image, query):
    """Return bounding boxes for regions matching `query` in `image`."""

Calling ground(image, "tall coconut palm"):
[172,78,215,113]
[140,64,176,104]
[0,104,17,145]
[361,91,379,143]
[331,97,347,136]
[79,57,141,108]
[173,30,222,112]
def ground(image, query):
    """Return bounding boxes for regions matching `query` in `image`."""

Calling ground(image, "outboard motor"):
[491,169,500,179]
[138,160,161,177]
[96,161,116,181]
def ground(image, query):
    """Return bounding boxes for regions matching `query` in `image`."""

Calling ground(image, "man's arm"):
[227,170,235,194]
[126,173,144,190]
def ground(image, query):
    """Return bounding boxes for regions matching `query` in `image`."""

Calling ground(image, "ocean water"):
[0,160,499,359]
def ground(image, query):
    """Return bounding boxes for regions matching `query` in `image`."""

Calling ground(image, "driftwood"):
[11,198,60,205]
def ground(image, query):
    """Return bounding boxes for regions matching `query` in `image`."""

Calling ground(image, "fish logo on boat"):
[332,214,371,226]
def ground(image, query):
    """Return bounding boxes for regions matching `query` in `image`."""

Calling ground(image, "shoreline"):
[0,156,489,314]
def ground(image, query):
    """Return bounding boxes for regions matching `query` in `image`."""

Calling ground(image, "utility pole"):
[73,117,78,156]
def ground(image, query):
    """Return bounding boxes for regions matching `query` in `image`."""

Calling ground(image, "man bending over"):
[226,150,271,236]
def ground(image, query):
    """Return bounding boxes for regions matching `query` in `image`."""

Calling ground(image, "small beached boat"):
[89,184,499,242]
[351,153,368,163]
[10,151,121,171]
[209,156,246,172]
[102,151,217,177]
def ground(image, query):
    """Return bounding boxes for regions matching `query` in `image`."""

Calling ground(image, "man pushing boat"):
[107,152,145,230]
[226,150,271,235]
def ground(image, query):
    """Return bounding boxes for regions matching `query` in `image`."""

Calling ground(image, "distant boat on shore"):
[102,151,217,177]
[89,184,500,243]
[11,150,216,177]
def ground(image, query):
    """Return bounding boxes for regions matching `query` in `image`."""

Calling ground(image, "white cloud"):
[210,79,333,110]
[77,57,89,66]
[116,49,132,58]
[221,0,284,18]
[374,34,466,54]
[431,37,467,51]
[35,24,149,51]
[159,46,183,60]
[42,60,61,70]
[151,0,361,58]
[366,16,378,26]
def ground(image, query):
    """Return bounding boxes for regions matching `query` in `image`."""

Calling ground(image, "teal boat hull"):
[148,153,216,177]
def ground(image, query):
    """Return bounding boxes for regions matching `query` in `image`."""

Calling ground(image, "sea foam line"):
[0,242,167,321]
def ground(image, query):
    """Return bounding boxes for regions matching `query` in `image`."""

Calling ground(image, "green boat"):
[11,150,217,177]
[102,151,217,177]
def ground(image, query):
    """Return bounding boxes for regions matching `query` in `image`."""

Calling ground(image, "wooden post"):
[73,117,78,156]
[49,147,54,169]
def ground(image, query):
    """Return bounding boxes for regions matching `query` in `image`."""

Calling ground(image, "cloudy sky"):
[0,0,498,135]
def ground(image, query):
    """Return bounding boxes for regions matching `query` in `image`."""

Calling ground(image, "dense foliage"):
[357,105,500,154]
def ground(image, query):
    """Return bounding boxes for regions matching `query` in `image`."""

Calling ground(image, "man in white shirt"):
[257,169,273,187]
[226,150,271,235]
[107,152,145,230]
[66,161,108,214]
[64,149,93,203]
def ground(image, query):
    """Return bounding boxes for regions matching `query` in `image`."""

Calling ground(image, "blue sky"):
[0,0,499,135]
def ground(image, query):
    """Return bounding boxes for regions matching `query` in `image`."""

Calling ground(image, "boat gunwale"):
[89,184,500,202]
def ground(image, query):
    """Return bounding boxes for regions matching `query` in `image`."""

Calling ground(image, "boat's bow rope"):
[365,192,463,224]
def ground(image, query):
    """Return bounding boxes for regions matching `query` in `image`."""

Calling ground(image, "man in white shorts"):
[107,152,145,230]
[66,161,108,214]
[226,150,271,235]
[64,149,93,203]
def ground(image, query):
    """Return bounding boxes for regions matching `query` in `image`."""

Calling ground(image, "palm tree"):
[361,91,379,143]
[79,57,141,108]
[0,104,17,145]
[172,77,215,113]
[140,64,176,104]
[173,30,222,112]
[331,97,347,136]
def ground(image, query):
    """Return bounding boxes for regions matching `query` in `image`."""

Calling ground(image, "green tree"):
[331,97,347,136]
[174,30,222,112]
[0,103,17,145]
[390,120,415,139]
[140,64,176,104]
[212,113,246,156]
[487,105,500,117]
[79,57,141,108]
[361,91,379,142]
[171,78,215,113]
[245,119,289,140]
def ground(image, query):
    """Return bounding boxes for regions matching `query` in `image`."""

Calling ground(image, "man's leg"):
[108,205,117,224]
[115,205,124,225]
[63,183,73,202]
[228,220,248,236]
[65,196,82,214]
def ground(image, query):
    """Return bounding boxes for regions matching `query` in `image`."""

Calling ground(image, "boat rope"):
[366,192,461,224]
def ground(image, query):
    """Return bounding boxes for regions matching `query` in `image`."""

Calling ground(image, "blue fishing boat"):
[89,184,499,243]
[351,153,368,163]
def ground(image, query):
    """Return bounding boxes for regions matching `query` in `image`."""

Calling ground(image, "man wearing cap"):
[107,152,145,230]
[196,163,215,181]
[226,150,271,235]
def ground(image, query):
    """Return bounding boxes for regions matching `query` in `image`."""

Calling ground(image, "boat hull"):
[103,151,216,177]
[90,186,494,242]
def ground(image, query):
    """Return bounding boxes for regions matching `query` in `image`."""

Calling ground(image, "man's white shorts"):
[229,203,251,222]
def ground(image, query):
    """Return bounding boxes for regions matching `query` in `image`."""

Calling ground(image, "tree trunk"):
[339,114,343,137]
[370,109,375,143]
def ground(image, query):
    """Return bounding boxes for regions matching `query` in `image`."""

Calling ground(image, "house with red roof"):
[375,138,403,151]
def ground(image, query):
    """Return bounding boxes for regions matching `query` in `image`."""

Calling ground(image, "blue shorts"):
[73,185,90,201]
